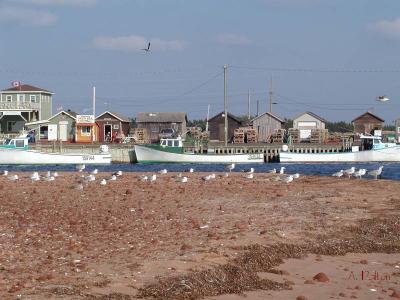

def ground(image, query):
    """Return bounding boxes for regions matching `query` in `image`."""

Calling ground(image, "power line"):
[230,65,400,73]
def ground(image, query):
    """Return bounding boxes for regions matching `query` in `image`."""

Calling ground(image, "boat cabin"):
[2,138,29,150]
[359,135,396,151]
[160,137,183,148]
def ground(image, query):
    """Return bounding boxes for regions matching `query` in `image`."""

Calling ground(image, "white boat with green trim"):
[279,135,400,162]
[134,137,264,163]
[0,138,112,165]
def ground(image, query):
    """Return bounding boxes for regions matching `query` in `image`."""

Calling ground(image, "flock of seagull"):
[331,165,384,180]
[1,164,124,190]
[0,164,386,187]
[136,164,300,184]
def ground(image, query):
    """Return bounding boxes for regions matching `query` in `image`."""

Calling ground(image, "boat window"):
[174,140,179,147]
[374,139,380,144]
[15,140,25,148]
[167,140,173,147]
[161,140,167,146]
[9,140,15,146]
[4,139,11,145]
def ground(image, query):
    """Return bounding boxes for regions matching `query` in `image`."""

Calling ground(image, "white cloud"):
[0,6,57,26]
[215,34,252,46]
[93,35,187,52]
[371,18,400,39]
[11,0,97,6]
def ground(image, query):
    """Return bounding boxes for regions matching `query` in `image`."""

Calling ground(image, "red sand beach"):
[0,172,399,299]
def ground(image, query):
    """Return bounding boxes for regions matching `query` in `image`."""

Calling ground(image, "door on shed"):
[59,122,68,141]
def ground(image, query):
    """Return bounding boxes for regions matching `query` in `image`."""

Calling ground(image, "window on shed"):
[81,126,91,136]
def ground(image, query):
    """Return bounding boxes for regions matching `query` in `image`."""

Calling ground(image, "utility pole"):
[269,77,273,113]
[92,86,96,143]
[205,104,210,132]
[247,89,251,120]
[224,65,228,147]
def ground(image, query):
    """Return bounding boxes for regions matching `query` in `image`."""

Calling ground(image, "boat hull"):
[0,148,112,165]
[134,145,264,163]
[279,146,400,162]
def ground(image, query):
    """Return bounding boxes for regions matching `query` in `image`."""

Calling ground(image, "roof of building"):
[136,112,187,123]
[352,111,385,123]
[49,110,77,121]
[294,111,327,123]
[2,84,53,94]
[251,112,285,124]
[96,111,130,122]
[208,112,242,123]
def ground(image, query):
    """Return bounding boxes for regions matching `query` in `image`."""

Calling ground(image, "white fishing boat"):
[134,137,264,163]
[0,138,111,165]
[279,135,400,162]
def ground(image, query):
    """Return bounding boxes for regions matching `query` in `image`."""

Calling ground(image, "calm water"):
[1,162,400,180]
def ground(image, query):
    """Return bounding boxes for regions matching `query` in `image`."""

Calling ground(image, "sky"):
[1,0,400,124]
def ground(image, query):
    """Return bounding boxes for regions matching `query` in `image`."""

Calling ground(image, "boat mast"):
[205,104,210,132]
[247,88,251,120]
[269,76,273,113]
[224,65,228,147]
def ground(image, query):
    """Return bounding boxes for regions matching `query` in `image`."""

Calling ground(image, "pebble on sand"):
[313,272,329,282]
[296,296,308,300]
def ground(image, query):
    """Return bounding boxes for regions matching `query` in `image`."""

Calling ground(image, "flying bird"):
[142,42,151,52]
[376,95,389,102]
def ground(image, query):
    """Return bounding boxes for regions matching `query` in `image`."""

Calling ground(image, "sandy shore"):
[0,171,399,299]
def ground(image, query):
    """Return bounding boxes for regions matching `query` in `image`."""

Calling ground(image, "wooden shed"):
[352,112,384,135]
[75,115,99,143]
[251,112,285,142]
[208,112,242,142]
[293,111,327,141]
[96,111,130,143]
[136,112,187,143]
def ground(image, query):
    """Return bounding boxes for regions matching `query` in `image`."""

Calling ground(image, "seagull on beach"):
[84,174,96,182]
[332,170,344,177]
[242,167,254,174]
[177,176,188,183]
[353,168,367,179]
[8,174,18,181]
[2,170,8,176]
[139,175,148,181]
[245,173,254,179]
[109,175,117,181]
[51,171,59,177]
[368,166,384,180]
[344,167,355,178]
[292,173,300,179]
[159,169,168,174]
[279,167,286,174]
[30,172,40,182]
[44,176,55,182]
[268,168,277,174]
[149,174,157,183]
[76,164,85,172]
[282,175,294,183]
[202,174,212,181]
[91,169,98,175]
[210,173,216,179]
[100,179,107,185]
[185,168,194,173]
[225,163,235,172]
[112,170,123,177]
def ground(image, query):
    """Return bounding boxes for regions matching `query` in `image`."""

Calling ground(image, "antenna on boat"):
[205,104,210,132]
[224,65,228,147]
[269,76,273,113]
[93,86,96,117]
[247,88,251,120]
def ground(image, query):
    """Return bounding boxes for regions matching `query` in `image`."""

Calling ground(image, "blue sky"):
[1,0,400,123]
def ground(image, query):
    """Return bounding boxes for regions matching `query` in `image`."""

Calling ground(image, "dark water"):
[1,162,399,180]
